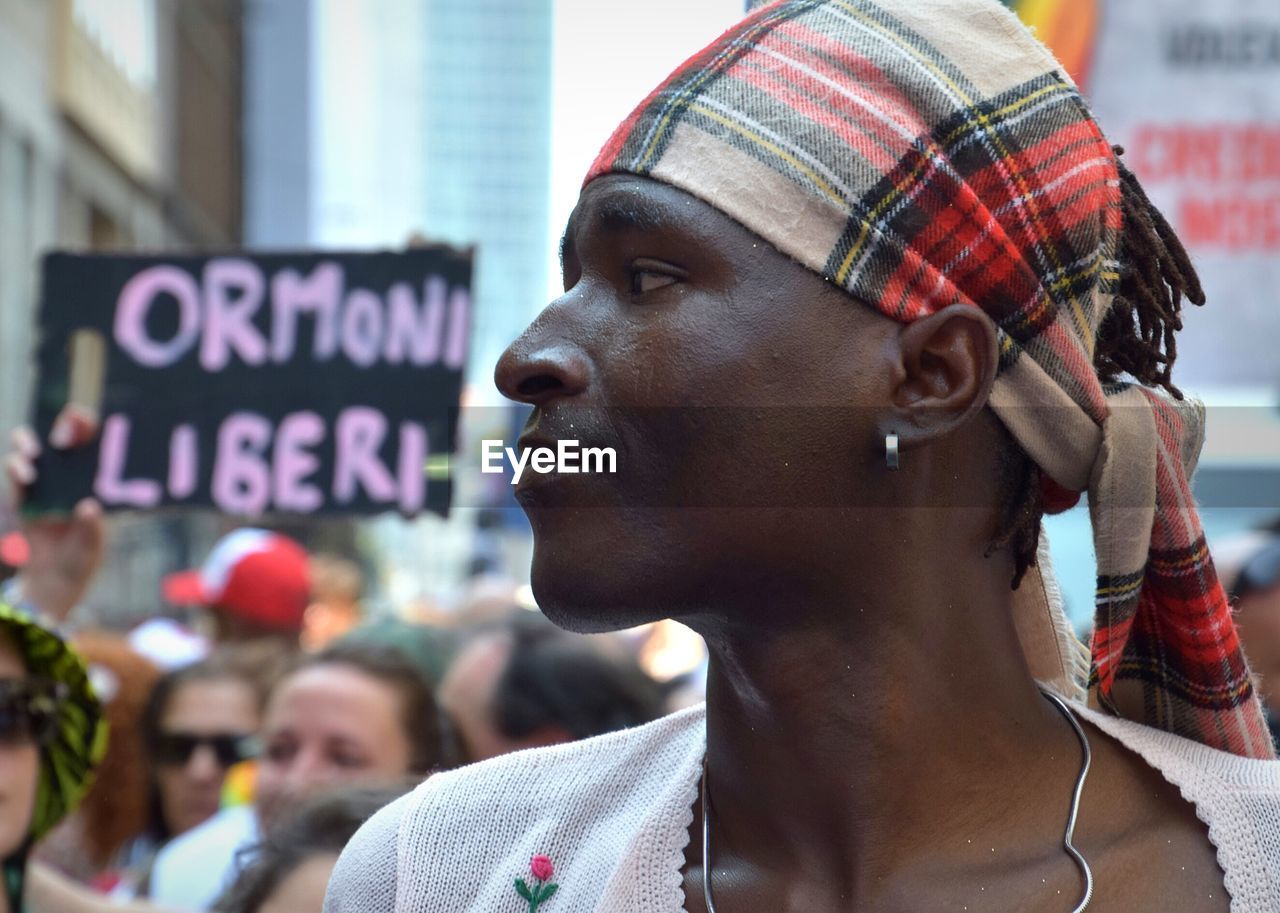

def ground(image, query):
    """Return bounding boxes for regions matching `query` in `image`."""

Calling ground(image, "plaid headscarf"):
[586,0,1275,758]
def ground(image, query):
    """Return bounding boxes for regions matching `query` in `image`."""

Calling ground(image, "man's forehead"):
[565,175,721,238]
[558,176,778,283]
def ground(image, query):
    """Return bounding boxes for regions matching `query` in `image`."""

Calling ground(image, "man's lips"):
[515,432,555,454]
[513,433,568,496]
[512,406,625,501]
[512,429,620,502]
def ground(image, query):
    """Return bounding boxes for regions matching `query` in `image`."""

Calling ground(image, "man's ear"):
[882,304,998,448]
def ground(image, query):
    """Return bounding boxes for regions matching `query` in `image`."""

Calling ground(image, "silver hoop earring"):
[885,432,900,470]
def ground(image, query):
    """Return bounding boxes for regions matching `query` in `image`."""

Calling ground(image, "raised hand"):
[4,406,105,625]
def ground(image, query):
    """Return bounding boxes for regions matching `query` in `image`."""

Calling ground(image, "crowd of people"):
[0,411,676,913]
[4,0,1280,911]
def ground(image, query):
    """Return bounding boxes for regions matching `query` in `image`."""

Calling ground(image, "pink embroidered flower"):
[514,854,559,911]
[530,855,554,882]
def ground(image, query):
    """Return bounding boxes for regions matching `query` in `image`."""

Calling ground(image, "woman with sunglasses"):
[143,640,446,911]
[0,602,105,913]
[20,639,442,913]
[107,650,270,900]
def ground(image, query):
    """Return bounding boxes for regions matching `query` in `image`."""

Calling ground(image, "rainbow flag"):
[220,758,257,807]
[1002,0,1100,92]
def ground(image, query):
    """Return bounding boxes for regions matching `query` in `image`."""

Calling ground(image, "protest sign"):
[1087,0,1280,390]
[26,247,472,517]
[1006,0,1280,391]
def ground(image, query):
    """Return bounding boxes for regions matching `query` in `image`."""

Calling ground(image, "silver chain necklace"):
[700,688,1094,913]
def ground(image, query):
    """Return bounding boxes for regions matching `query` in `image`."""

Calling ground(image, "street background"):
[1,0,1277,635]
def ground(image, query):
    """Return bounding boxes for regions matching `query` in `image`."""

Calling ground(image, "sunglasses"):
[0,678,67,748]
[154,731,261,768]
[1236,540,1280,602]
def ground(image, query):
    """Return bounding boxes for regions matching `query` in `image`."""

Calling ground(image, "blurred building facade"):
[0,0,243,622]
[417,0,553,397]
[243,0,552,613]
[243,0,312,247]
[368,0,552,612]
[242,0,554,404]
[247,0,553,390]
[375,0,553,609]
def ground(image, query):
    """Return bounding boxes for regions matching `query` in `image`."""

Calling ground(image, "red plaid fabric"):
[586,0,1274,757]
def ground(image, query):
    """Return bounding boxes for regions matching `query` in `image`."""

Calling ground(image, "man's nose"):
[494,331,591,406]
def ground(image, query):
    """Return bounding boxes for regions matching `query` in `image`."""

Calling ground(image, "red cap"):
[163,529,310,631]
[0,531,29,568]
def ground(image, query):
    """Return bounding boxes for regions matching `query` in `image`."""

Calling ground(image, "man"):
[327,2,1280,911]
[163,528,311,647]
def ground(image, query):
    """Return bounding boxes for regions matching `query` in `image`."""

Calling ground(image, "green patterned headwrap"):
[0,602,108,908]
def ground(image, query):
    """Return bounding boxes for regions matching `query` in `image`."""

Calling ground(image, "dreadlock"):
[1096,147,1206,397]
[991,145,1205,589]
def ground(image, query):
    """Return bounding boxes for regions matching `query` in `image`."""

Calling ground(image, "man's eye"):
[629,261,683,295]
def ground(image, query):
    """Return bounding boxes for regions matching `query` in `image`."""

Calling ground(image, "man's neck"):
[696,559,1081,907]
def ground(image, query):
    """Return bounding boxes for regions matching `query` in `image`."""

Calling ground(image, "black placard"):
[26,248,472,517]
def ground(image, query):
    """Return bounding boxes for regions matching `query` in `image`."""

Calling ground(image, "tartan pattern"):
[1090,390,1274,757]
[586,0,1273,756]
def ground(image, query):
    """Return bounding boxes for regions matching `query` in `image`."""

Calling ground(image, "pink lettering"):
[114,266,201,367]
[333,407,396,503]
[94,415,162,507]
[384,278,445,365]
[445,286,470,369]
[397,422,427,514]
[273,411,325,512]
[341,289,383,367]
[168,424,198,499]
[202,258,268,371]
[212,412,272,514]
[271,263,343,361]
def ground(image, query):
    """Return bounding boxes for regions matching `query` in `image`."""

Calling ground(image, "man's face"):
[495,175,900,634]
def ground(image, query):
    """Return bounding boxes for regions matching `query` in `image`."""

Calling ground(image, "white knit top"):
[323,702,1280,913]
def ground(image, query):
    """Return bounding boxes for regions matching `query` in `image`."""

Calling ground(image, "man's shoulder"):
[1075,703,1280,792]
[1075,702,1280,905]
[326,704,707,912]
[417,702,706,818]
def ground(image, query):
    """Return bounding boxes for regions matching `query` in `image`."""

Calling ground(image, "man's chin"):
[530,563,667,635]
